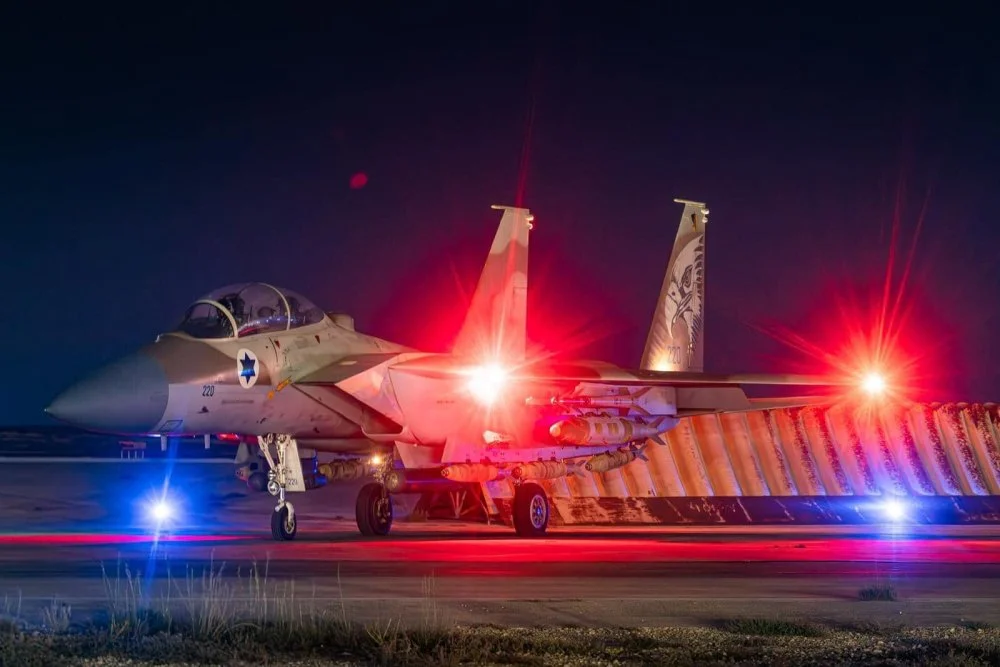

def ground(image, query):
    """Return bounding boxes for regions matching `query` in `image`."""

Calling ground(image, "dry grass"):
[93,555,446,647]
[722,617,827,637]
[859,583,899,601]
[1,560,1000,665]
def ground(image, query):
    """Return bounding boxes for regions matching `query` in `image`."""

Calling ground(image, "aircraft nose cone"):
[46,352,168,433]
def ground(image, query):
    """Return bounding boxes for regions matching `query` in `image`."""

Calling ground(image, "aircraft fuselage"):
[45,200,838,540]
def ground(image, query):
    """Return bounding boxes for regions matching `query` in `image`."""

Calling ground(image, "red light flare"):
[428,238,655,448]
[447,264,620,433]
[349,172,368,189]
[0,533,242,545]
[449,252,635,425]
[413,217,631,359]
[747,188,957,420]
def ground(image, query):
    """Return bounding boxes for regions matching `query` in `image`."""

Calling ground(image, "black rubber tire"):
[247,471,268,492]
[356,482,393,536]
[512,482,549,537]
[270,505,297,541]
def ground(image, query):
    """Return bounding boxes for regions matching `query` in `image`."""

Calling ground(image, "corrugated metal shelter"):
[477,402,1000,524]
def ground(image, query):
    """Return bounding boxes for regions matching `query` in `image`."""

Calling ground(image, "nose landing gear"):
[257,433,306,541]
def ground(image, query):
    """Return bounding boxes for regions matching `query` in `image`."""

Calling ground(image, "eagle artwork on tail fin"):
[662,234,705,370]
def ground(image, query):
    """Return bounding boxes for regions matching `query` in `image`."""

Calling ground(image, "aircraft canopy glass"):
[175,283,326,339]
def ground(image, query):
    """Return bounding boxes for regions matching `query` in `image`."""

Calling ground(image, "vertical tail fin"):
[640,198,709,372]
[451,205,533,363]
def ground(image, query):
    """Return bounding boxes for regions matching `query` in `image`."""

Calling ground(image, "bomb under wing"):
[318,460,369,481]
[511,460,577,481]
[585,447,647,473]
[549,415,676,446]
[441,463,502,483]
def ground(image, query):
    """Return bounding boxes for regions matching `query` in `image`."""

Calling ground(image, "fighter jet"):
[46,199,842,540]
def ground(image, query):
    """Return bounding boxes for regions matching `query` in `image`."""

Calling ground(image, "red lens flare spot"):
[466,363,508,405]
[861,371,887,396]
[349,172,368,189]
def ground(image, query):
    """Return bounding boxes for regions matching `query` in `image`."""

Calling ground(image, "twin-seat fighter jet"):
[47,199,838,539]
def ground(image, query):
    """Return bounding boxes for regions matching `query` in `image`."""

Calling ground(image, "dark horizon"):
[2,6,998,426]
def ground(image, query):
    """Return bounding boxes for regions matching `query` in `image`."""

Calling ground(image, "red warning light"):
[349,172,368,189]
[861,371,887,396]
[465,363,509,406]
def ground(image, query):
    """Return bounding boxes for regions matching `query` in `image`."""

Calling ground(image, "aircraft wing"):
[287,381,404,436]
[390,358,845,389]
[291,353,403,385]
[278,353,407,437]
[745,395,839,409]
[506,367,843,388]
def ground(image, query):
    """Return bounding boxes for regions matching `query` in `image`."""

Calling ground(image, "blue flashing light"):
[143,491,183,532]
[882,498,905,522]
[151,500,173,522]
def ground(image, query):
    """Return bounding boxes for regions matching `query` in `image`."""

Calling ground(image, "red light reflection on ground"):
[0,533,244,546]
[1,535,997,565]
[290,538,1000,564]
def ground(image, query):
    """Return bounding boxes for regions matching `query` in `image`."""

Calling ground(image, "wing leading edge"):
[510,367,845,388]
[389,357,845,388]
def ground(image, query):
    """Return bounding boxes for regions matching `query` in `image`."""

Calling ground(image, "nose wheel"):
[268,468,298,541]
[271,504,297,540]
[356,482,393,536]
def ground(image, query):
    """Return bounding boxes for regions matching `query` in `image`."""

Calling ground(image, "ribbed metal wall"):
[484,402,1000,502]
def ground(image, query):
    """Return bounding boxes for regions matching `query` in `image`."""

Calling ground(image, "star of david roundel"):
[236,349,260,389]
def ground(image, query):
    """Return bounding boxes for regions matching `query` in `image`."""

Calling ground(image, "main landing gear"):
[356,482,393,535]
[254,433,550,539]
[511,481,550,537]
[356,453,394,536]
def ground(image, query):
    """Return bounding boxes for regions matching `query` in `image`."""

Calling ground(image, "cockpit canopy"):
[176,283,326,339]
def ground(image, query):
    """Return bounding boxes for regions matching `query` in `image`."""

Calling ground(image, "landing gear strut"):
[356,452,394,536]
[258,433,303,541]
[512,481,550,537]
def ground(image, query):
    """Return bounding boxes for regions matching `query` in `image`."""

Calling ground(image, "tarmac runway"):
[2,460,1000,629]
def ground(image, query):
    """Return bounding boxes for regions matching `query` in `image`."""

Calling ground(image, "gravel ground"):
[2,624,998,666]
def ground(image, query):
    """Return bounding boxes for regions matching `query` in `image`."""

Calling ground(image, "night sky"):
[2,6,997,425]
